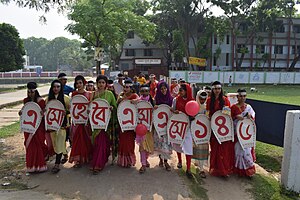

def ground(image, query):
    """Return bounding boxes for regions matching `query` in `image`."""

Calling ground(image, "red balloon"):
[135,123,147,136]
[185,100,200,116]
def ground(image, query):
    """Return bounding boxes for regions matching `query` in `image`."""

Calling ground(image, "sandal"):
[51,165,60,174]
[164,162,171,171]
[199,171,206,178]
[139,166,146,174]
[177,163,182,169]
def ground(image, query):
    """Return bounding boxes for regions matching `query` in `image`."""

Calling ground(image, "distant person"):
[137,72,146,85]
[123,71,132,82]
[133,76,140,95]
[58,73,74,96]
[113,73,125,96]
[107,79,118,100]
[203,86,212,97]
[228,75,232,87]
[170,78,180,98]
[149,74,158,98]
[86,80,96,91]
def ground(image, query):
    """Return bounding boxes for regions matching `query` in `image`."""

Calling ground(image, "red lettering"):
[195,120,207,139]
[122,108,134,125]
[169,120,188,140]
[138,108,152,126]
[157,112,168,129]
[24,110,38,128]
[46,108,64,126]
[239,122,251,140]
[72,103,88,120]
[215,116,229,136]
[91,102,108,125]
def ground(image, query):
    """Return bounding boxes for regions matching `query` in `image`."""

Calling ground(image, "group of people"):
[20,72,256,179]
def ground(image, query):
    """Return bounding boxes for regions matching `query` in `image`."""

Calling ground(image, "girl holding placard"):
[117,79,139,167]
[206,81,233,177]
[69,75,92,168]
[20,82,48,173]
[231,89,256,177]
[46,80,70,173]
[172,83,194,178]
[153,81,173,171]
[90,75,117,174]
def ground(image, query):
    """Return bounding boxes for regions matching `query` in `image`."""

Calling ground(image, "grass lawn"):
[0,88,16,94]
[0,122,20,138]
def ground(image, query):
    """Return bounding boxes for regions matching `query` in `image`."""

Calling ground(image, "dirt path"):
[0,131,254,200]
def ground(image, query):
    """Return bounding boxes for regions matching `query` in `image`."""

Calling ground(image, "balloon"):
[135,123,147,136]
[185,100,200,116]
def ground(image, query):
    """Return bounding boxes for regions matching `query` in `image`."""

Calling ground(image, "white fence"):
[169,71,300,84]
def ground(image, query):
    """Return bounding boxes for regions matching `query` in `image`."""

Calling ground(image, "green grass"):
[222,85,300,106]
[255,141,284,173]
[0,122,20,138]
[248,174,299,200]
[0,88,16,94]
[178,165,209,200]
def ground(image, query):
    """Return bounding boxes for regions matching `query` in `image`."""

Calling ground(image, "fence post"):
[281,110,300,193]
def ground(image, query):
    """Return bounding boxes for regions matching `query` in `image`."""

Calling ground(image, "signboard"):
[250,72,264,84]
[236,118,256,150]
[136,101,153,131]
[191,114,211,144]
[211,110,234,144]
[187,71,203,83]
[188,57,206,66]
[167,112,189,145]
[117,100,138,132]
[20,102,42,134]
[45,100,65,131]
[265,72,280,84]
[89,99,111,131]
[153,104,172,136]
[203,72,219,83]
[169,71,186,80]
[135,59,161,65]
[70,95,89,125]
[235,72,249,84]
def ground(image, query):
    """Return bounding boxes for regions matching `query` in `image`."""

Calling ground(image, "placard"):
[203,72,219,83]
[265,72,280,84]
[136,101,153,131]
[167,112,189,145]
[211,110,234,144]
[89,99,111,131]
[235,72,249,84]
[236,118,256,150]
[20,102,42,134]
[187,71,203,83]
[153,104,172,136]
[117,100,138,132]
[45,100,65,131]
[191,114,211,144]
[250,72,264,84]
[70,95,89,125]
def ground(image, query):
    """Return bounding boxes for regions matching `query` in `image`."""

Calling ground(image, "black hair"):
[140,84,150,89]
[96,75,108,84]
[26,82,41,103]
[237,88,246,93]
[58,73,67,79]
[108,79,114,84]
[209,81,225,113]
[74,75,86,89]
[48,80,68,127]
[87,80,94,84]
[180,84,187,91]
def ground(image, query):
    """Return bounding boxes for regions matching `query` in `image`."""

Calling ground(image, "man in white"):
[114,73,125,96]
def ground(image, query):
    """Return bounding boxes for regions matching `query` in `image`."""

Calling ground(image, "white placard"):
[20,102,42,134]
[167,112,189,145]
[117,100,138,132]
[236,118,256,150]
[169,71,186,80]
[187,71,203,83]
[250,72,264,84]
[153,104,172,136]
[89,99,111,131]
[211,110,234,144]
[136,101,153,131]
[265,72,280,84]
[45,100,65,131]
[235,72,249,84]
[191,114,211,145]
[70,95,89,125]
[280,72,295,84]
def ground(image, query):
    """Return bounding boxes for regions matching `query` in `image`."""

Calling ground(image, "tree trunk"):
[289,55,300,71]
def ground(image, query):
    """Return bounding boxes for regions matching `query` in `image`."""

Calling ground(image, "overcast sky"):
[0,2,299,40]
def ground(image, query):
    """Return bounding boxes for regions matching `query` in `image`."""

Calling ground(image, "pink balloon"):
[185,100,200,116]
[135,123,147,136]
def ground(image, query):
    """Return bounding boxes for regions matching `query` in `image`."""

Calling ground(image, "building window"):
[291,46,300,54]
[214,35,217,44]
[237,44,248,53]
[121,63,129,70]
[274,45,283,54]
[125,49,135,56]
[256,45,265,54]
[226,53,229,66]
[144,49,153,56]
[293,25,300,33]
[226,35,230,44]
[127,31,134,39]
[276,21,285,33]
[239,23,248,32]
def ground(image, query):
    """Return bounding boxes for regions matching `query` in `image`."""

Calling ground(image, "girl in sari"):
[117,79,139,167]
[153,81,173,171]
[69,75,92,168]
[90,75,117,174]
[19,82,48,173]
[231,89,256,177]
[45,80,70,173]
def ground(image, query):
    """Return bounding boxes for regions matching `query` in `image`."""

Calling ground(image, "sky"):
[0,2,300,40]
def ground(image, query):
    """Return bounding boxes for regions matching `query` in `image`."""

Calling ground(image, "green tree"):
[23,37,48,65]
[67,0,156,74]
[0,23,25,72]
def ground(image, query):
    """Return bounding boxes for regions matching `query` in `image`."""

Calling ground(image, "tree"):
[0,23,25,72]
[67,0,156,74]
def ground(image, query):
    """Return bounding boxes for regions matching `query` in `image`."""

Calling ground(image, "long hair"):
[74,75,86,89]
[48,80,68,126]
[26,90,41,103]
[209,88,225,113]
